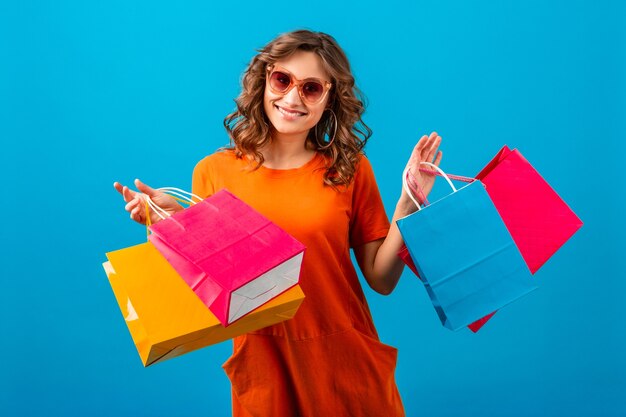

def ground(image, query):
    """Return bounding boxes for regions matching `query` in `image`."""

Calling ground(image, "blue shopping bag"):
[397,163,536,331]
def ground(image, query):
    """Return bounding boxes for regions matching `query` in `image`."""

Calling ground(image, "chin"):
[271,125,309,137]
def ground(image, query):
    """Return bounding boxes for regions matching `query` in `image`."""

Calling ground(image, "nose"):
[281,84,304,107]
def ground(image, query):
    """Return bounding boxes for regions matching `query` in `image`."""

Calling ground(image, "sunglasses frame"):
[266,64,333,105]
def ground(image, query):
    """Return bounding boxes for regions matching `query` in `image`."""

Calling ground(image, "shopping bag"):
[396,163,536,331]
[147,189,306,326]
[104,241,305,367]
[398,240,497,332]
[475,146,583,273]
[399,147,583,331]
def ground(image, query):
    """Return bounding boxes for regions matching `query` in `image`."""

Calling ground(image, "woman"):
[115,29,442,417]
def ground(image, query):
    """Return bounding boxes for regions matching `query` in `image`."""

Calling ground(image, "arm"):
[354,132,442,295]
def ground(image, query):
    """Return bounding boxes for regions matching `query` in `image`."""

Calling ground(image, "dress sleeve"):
[349,156,391,248]
[191,156,215,198]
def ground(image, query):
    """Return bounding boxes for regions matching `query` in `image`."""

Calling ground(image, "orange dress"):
[192,150,405,417]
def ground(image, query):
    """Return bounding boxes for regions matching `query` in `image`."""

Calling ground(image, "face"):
[263,50,332,141]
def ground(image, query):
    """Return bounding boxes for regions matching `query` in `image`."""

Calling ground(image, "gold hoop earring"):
[315,109,337,150]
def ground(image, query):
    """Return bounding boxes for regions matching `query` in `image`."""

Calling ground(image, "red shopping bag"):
[148,189,306,326]
[475,146,583,273]
[399,146,582,331]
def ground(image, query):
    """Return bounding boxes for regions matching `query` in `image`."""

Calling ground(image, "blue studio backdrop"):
[1,1,624,416]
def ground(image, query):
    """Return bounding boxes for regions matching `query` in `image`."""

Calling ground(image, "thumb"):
[134,179,159,197]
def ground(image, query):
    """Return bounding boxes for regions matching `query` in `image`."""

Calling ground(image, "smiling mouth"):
[275,105,307,117]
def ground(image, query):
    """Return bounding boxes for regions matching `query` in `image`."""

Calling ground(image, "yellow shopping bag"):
[104,242,305,367]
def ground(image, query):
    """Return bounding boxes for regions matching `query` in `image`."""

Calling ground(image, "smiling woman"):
[222,30,382,185]
[262,51,332,163]
[114,29,444,417]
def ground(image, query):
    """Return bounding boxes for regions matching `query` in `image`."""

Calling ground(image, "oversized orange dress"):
[192,150,405,417]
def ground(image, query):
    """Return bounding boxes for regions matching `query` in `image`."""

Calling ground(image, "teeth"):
[277,106,304,117]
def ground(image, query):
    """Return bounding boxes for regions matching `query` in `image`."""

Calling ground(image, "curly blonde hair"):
[224,29,372,187]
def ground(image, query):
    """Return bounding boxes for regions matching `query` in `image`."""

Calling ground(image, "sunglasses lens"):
[269,71,291,92]
[302,81,324,102]
[269,68,327,103]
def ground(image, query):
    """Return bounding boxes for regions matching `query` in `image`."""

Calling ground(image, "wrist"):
[396,193,419,217]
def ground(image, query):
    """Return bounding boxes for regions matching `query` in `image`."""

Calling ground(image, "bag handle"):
[405,169,430,206]
[418,167,474,183]
[145,196,170,220]
[158,187,203,205]
[402,162,458,211]
[143,187,202,220]
[141,187,203,238]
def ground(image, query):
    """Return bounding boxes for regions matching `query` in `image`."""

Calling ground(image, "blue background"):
[1,1,624,416]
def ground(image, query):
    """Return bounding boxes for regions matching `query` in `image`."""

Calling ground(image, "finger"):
[416,134,430,151]
[409,135,429,165]
[122,186,138,203]
[130,206,145,224]
[419,133,437,160]
[135,179,159,197]
[131,212,145,225]
[131,203,148,217]
[125,198,143,212]
[425,131,437,151]
[433,150,443,166]
[113,182,124,195]
[427,135,442,162]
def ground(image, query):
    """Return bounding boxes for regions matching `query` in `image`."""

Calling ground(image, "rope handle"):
[141,187,203,239]
[406,170,430,206]
[402,162,460,211]
[418,167,475,183]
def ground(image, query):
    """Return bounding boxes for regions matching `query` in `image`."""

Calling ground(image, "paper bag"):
[397,245,497,332]
[104,242,305,367]
[148,189,305,326]
[475,146,583,273]
[397,164,536,331]
[399,147,582,331]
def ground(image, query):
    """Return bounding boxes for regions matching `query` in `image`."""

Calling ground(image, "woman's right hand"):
[113,179,184,225]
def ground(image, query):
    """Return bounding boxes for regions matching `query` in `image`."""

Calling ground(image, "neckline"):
[258,152,325,178]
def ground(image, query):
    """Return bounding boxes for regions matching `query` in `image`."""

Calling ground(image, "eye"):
[303,82,323,94]
[272,72,291,88]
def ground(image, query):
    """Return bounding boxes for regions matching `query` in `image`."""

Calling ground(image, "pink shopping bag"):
[148,189,306,326]
[475,146,583,273]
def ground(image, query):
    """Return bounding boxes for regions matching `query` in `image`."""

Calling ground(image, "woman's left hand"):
[399,131,443,210]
